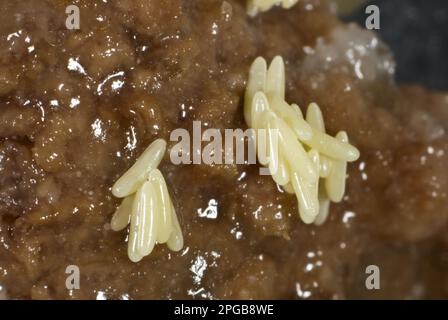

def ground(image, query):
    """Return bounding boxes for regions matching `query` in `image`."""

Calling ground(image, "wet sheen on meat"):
[0,0,447,299]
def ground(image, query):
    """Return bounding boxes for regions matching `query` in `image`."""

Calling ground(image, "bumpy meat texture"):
[0,0,447,299]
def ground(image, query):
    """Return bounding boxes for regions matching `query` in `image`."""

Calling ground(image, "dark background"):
[345,0,448,90]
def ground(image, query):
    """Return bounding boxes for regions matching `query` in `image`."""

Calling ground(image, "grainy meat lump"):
[0,0,448,299]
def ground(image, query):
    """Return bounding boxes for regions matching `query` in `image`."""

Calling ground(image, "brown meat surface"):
[0,0,447,299]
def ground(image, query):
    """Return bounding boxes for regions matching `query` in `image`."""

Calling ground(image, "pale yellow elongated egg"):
[303,128,360,162]
[290,171,319,223]
[306,102,326,132]
[251,91,271,130]
[256,126,270,167]
[275,116,318,182]
[314,186,331,226]
[252,97,272,167]
[128,185,144,263]
[148,169,173,244]
[261,109,289,186]
[281,0,298,9]
[112,139,166,198]
[244,56,360,225]
[167,201,184,252]
[325,131,349,202]
[290,103,305,120]
[319,156,333,178]
[282,183,294,194]
[305,103,333,178]
[266,112,281,183]
[245,57,268,126]
[304,103,359,162]
[266,56,285,99]
[269,94,312,141]
[247,0,299,17]
[307,149,321,216]
[111,195,134,231]
[272,148,290,186]
[136,180,158,258]
[247,0,273,16]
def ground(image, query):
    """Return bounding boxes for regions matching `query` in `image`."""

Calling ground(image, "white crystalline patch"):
[197,199,218,219]
[96,291,107,300]
[295,282,312,299]
[67,57,87,75]
[91,119,106,141]
[69,97,80,109]
[342,211,356,224]
[96,71,125,95]
[191,255,208,285]
[111,79,124,91]
[0,285,8,300]
[302,24,395,81]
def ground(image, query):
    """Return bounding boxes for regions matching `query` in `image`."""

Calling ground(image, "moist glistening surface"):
[0,0,448,299]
